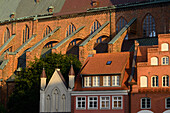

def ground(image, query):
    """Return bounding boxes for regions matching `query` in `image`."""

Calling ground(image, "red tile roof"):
[80,52,129,75]
[54,0,148,16]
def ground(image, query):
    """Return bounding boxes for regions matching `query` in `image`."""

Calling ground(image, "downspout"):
[128,40,139,113]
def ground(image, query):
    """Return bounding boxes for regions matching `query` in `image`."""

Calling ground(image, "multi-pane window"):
[76,97,86,109]
[100,96,110,109]
[4,27,10,43]
[143,14,156,37]
[162,56,169,65]
[88,97,98,109]
[103,76,110,86]
[161,43,169,51]
[84,77,91,87]
[23,25,29,43]
[91,20,101,34]
[112,76,120,86]
[43,26,52,38]
[116,17,128,40]
[162,75,169,87]
[66,23,76,37]
[93,76,100,87]
[112,96,122,109]
[166,98,170,109]
[141,98,151,109]
[151,57,158,65]
[151,76,158,87]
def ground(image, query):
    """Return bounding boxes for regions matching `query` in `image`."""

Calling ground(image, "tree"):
[7,53,81,113]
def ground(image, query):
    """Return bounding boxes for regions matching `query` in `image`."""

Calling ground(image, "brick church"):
[0,0,169,112]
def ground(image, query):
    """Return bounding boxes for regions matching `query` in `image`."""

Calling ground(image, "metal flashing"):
[0,35,16,52]
[0,60,9,70]
[27,27,60,52]
[108,18,136,44]
[79,21,110,47]
[53,26,85,49]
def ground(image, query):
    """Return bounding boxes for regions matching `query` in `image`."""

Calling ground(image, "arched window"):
[161,43,169,51]
[43,26,52,38]
[4,27,10,43]
[141,98,151,109]
[66,23,76,37]
[140,76,148,87]
[166,98,170,109]
[151,57,158,65]
[23,25,29,43]
[116,17,127,33]
[162,75,169,87]
[162,56,169,65]
[143,14,156,37]
[91,20,101,34]
[46,95,51,111]
[62,94,66,112]
[52,89,59,112]
[151,76,158,87]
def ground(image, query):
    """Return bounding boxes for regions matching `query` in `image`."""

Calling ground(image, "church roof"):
[41,68,47,78]
[0,0,162,22]
[69,65,75,76]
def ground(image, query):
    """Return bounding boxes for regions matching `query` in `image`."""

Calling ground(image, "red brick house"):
[130,34,170,113]
[71,52,131,113]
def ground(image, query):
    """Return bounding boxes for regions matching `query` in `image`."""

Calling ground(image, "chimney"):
[48,6,54,13]
[69,64,75,90]
[10,13,15,19]
[40,68,47,90]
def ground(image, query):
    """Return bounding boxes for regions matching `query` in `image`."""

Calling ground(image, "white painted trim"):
[140,98,151,109]
[88,96,98,109]
[112,96,123,109]
[71,90,129,96]
[76,96,86,110]
[100,96,110,110]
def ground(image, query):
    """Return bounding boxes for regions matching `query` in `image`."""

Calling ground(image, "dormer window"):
[103,76,110,86]
[112,76,120,86]
[84,77,91,87]
[93,76,100,87]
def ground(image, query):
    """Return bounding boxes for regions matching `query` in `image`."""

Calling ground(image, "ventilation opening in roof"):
[106,61,112,65]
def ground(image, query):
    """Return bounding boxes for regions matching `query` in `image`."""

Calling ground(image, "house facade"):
[131,34,170,113]
[71,52,131,113]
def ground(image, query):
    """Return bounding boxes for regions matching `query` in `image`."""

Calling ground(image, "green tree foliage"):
[7,53,81,113]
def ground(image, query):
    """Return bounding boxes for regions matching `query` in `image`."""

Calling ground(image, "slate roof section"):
[80,52,129,75]
[0,0,65,21]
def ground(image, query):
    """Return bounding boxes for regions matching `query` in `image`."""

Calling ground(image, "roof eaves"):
[79,21,110,47]
[53,26,85,49]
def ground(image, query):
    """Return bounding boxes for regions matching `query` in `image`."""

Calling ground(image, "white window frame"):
[84,77,91,87]
[93,76,100,87]
[162,56,169,65]
[151,76,158,87]
[165,98,170,109]
[161,43,169,51]
[76,97,86,110]
[88,96,98,109]
[103,76,110,86]
[162,75,169,87]
[151,57,158,65]
[141,98,151,109]
[140,76,148,87]
[112,76,120,86]
[100,96,110,109]
[112,96,123,109]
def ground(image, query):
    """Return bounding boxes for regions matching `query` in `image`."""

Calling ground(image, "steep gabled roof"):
[80,52,129,75]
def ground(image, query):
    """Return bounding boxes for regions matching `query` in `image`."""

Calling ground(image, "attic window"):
[91,0,99,7]
[48,6,54,13]
[106,61,112,65]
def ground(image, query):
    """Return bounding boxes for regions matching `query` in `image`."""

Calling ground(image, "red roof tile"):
[80,52,129,75]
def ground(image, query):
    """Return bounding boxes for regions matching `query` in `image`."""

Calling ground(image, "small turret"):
[40,68,47,90]
[69,64,75,90]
